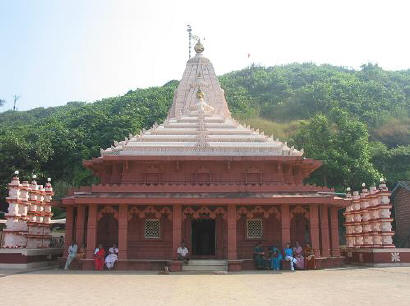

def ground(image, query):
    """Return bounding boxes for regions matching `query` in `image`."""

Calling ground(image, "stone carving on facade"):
[182,206,226,219]
[391,252,400,262]
[237,206,280,220]
[97,206,119,221]
[290,205,310,219]
[128,206,172,221]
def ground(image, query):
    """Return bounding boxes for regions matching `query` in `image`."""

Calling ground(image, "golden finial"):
[194,39,204,54]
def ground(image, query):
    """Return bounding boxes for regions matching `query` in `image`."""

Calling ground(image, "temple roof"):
[100,41,303,158]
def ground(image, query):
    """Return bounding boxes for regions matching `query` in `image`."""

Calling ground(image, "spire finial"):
[194,39,204,54]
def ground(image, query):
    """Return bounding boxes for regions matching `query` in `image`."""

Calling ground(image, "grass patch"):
[237,116,303,140]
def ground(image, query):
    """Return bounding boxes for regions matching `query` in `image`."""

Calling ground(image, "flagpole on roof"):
[187,25,192,59]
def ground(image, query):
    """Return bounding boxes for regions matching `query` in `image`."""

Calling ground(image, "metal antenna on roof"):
[187,25,192,59]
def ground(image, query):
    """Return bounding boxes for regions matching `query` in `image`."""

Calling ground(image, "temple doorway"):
[191,219,215,256]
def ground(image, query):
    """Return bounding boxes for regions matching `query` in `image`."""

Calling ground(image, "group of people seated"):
[65,240,314,272]
[253,241,316,271]
[64,241,119,271]
[94,243,119,270]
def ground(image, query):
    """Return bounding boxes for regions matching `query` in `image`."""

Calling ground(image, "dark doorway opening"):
[191,219,215,256]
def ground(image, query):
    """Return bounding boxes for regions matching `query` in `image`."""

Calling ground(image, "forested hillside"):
[0,63,409,213]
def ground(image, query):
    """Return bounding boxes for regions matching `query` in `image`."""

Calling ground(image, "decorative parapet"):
[344,181,394,249]
[85,182,335,193]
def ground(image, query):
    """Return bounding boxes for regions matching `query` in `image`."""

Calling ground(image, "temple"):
[61,40,347,271]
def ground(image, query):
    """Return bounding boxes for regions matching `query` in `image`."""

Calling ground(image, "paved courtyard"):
[1,266,410,306]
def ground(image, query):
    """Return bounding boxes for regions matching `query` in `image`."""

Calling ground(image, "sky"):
[0,0,410,111]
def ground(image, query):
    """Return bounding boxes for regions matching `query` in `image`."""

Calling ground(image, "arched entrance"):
[97,206,118,248]
[182,206,226,258]
[290,206,310,245]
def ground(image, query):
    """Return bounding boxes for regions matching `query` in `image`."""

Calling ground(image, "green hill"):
[0,63,409,211]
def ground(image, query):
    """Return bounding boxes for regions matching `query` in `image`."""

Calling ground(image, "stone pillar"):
[281,204,290,249]
[172,204,182,259]
[118,205,128,260]
[227,205,237,260]
[320,205,331,257]
[75,206,86,247]
[86,205,97,259]
[310,205,320,257]
[330,207,340,256]
[377,183,394,248]
[64,206,74,255]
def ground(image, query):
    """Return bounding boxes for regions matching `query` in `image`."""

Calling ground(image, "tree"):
[371,143,410,187]
[291,108,381,190]
[0,99,5,107]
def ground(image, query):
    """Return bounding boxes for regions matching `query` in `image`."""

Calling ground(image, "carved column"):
[86,205,97,259]
[281,204,290,249]
[172,204,182,259]
[331,207,341,256]
[320,205,331,257]
[227,205,237,260]
[216,215,224,259]
[118,205,128,260]
[64,206,74,256]
[310,205,320,257]
[75,206,86,247]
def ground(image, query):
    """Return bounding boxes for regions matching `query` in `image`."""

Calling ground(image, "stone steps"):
[182,259,227,272]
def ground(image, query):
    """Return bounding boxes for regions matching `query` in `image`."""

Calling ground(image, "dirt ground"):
[1,266,409,306]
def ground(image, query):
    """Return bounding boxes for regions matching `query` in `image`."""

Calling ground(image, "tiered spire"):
[101,41,302,157]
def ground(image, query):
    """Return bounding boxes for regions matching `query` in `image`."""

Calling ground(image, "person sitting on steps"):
[284,242,298,271]
[177,241,190,264]
[64,241,78,270]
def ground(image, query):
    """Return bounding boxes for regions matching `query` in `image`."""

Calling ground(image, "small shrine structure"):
[344,181,410,265]
[62,41,347,271]
[0,173,62,269]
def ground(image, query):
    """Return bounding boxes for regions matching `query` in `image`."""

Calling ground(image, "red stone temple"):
[61,41,346,271]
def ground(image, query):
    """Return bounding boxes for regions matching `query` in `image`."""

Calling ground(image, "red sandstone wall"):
[127,216,172,259]
[237,214,281,259]
[105,160,305,185]
[394,189,410,245]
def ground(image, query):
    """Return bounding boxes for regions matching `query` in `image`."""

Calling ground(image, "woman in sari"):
[270,247,282,271]
[94,244,105,271]
[304,243,316,269]
[253,242,265,270]
[294,241,305,269]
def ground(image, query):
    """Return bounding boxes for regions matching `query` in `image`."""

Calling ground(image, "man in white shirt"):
[177,241,189,263]
[64,241,78,270]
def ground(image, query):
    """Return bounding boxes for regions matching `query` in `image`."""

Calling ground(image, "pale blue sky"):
[1,0,409,111]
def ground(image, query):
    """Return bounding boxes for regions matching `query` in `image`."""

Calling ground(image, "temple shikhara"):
[60,41,348,271]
